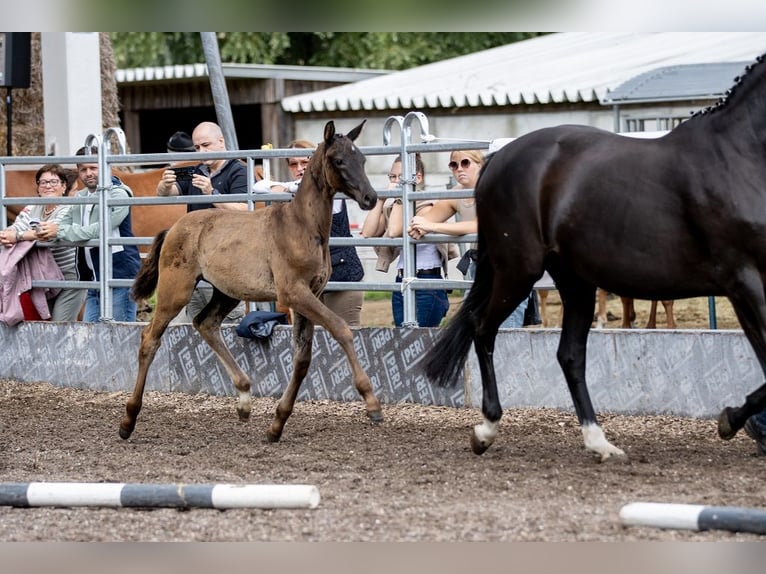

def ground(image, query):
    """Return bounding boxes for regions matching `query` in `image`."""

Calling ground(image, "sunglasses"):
[448,158,473,171]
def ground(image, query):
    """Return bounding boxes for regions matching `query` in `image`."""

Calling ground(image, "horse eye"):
[335,159,343,166]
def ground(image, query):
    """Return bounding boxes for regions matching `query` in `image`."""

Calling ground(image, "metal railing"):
[1,116,487,326]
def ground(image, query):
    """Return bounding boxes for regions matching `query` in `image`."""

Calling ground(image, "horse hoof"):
[118,425,133,440]
[367,409,383,424]
[237,408,251,422]
[470,432,490,455]
[717,407,736,440]
[598,451,629,464]
[265,431,281,443]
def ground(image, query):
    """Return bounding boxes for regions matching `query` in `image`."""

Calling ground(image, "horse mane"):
[690,53,766,119]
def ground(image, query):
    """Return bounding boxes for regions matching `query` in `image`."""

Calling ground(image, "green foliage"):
[110,32,545,70]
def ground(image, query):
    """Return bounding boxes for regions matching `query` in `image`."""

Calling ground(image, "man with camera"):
[156,121,248,321]
[156,121,248,212]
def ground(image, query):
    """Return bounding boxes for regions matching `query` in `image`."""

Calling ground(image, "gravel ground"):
[0,378,764,542]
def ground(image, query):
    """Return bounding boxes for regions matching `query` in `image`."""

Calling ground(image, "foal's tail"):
[131,229,168,301]
[422,248,494,388]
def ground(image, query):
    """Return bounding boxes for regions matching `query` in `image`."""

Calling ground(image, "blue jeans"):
[392,275,449,327]
[83,287,137,322]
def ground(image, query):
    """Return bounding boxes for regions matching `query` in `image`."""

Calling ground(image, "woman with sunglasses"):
[408,149,532,328]
[362,154,451,327]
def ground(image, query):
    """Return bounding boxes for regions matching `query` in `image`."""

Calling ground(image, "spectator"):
[745,412,766,455]
[157,121,248,213]
[408,149,533,328]
[254,140,365,326]
[35,148,142,322]
[166,131,195,153]
[362,154,451,327]
[0,164,85,321]
[156,121,248,321]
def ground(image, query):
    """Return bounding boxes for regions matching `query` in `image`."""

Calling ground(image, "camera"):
[171,166,197,181]
[29,218,40,230]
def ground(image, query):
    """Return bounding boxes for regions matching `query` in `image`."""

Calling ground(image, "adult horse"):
[423,54,766,462]
[119,120,381,442]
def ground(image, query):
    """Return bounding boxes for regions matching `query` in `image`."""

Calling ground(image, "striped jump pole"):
[0,482,320,509]
[620,502,766,535]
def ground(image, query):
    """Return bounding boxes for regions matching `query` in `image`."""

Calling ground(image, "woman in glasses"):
[408,149,533,329]
[0,164,86,321]
[362,154,452,327]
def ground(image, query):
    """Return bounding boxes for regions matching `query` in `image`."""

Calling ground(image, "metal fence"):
[0,114,488,326]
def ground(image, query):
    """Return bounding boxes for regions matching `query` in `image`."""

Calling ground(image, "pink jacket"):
[0,241,63,325]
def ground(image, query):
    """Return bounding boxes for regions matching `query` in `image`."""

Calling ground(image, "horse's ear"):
[324,121,336,145]
[347,120,366,142]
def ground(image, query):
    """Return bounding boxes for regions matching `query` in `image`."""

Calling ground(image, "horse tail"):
[131,229,168,301]
[423,246,494,388]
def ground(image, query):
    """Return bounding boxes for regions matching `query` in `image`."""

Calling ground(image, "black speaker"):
[0,32,31,89]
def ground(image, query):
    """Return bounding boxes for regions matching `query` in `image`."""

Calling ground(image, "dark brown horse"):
[423,54,766,461]
[120,120,381,442]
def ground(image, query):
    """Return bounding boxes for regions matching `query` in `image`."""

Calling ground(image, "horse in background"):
[537,287,676,329]
[423,54,766,462]
[120,120,380,443]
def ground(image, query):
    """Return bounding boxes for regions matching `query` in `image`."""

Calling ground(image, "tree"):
[109,32,544,70]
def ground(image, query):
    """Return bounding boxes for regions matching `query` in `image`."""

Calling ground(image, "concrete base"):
[1,322,760,418]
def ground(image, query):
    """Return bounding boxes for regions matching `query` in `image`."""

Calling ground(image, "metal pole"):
[5,87,11,156]
[199,32,238,150]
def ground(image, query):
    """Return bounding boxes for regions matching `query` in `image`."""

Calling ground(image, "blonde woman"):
[362,154,450,327]
[408,149,532,328]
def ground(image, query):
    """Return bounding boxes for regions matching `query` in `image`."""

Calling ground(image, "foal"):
[119,120,381,442]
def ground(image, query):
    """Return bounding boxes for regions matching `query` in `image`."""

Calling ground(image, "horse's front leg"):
[559,283,626,462]
[289,288,383,424]
[267,313,314,442]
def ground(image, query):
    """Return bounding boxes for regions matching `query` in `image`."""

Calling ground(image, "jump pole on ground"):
[0,482,320,509]
[620,502,766,535]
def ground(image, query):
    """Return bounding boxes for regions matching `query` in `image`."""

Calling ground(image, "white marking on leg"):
[474,419,499,449]
[238,391,251,415]
[582,422,625,461]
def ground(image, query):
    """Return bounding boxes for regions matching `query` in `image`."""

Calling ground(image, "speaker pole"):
[5,87,11,156]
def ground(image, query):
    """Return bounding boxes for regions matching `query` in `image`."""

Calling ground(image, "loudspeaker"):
[0,32,31,89]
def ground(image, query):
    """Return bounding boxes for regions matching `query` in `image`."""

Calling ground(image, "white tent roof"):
[281,32,766,113]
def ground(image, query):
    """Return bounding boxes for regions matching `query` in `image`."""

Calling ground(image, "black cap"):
[166,131,195,152]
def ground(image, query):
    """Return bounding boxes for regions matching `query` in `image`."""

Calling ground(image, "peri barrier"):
[0,320,759,419]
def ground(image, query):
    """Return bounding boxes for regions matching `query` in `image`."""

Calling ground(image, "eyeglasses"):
[448,158,473,171]
[387,174,401,183]
[37,179,62,187]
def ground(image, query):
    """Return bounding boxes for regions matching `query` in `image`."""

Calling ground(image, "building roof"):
[280,32,766,113]
[115,63,390,85]
[602,61,753,104]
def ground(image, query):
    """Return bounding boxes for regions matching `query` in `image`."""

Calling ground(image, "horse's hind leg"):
[267,313,314,442]
[716,271,766,440]
[194,289,252,421]
[120,272,194,439]
[558,280,626,462]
